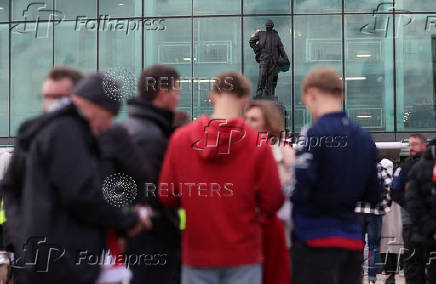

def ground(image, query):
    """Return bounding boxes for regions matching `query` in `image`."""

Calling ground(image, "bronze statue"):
[249,20,290,97]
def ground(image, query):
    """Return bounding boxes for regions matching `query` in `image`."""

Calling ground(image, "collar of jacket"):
[17,104,90,152]
[317,111,346,121]
[127,97,174,138]
[424,145,435,160]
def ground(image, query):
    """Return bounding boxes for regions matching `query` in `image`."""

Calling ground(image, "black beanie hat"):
[72,73,121,115]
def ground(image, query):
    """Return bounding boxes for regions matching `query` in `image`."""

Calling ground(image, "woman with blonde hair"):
[245,99,294,284]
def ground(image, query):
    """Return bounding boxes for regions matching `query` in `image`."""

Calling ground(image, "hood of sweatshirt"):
[189,115,251,162]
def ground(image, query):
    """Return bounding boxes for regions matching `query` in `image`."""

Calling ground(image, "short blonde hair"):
[246,100,284,139]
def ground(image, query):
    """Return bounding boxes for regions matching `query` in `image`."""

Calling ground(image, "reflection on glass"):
[345,14,394,132]
[294,15,342,132]
[0,0,8,22]
[244,0,290,14]
[194,0,240,15]
[396,14,436,131]
[144,0,191,17]
[54,0,96,20]
[99,0,141,18]
[0,25,8,136]
[345,0,392,13]
[144,18,192,115]
[100,21,142,120]
[397,0,436,12]
[12,0,54,21]
[294,0,341,14]
[54,21,96,74]
[193,17,241,119]
[11,23,52,135]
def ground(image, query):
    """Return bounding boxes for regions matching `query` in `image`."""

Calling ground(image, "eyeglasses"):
[409,142,422,147]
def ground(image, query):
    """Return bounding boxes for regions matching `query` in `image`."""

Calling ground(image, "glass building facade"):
[0,0,435,141]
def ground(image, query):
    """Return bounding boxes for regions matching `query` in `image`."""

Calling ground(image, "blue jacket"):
[291,112,381,249]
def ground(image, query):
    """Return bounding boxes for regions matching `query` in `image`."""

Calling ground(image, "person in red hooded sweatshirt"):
[158,71,284,284]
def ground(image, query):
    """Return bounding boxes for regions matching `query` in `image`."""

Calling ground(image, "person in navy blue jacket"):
[291,66,382,284]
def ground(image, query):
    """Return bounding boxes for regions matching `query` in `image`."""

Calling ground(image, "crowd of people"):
[0,64,434,284]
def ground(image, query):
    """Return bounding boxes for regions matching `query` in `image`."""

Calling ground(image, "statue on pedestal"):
[249,20,290,98]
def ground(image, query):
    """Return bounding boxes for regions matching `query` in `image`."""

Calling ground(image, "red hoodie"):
[158,115,284,267]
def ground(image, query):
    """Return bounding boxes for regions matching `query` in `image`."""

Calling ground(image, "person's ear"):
[209,92,216,106]
[306,88,317,104]
[241,95,250,110]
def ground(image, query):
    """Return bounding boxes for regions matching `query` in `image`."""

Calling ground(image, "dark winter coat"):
[391,155,421,207]
[2,104,139,284]
[405,145,436,246]
[123,97,180,284]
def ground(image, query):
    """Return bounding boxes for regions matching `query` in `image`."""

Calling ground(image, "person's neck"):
[313,102,343,121]
[211,96,242,120]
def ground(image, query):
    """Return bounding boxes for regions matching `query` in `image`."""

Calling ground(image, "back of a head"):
[47,66,84,87]
[138,65,180,101]
[213,71,251,98]
[73,72,121,115]
[302,66,342,97]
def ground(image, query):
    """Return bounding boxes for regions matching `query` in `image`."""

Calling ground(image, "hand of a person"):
[433,233,436,241]
[137,206,153,230]
[127,206,153,237]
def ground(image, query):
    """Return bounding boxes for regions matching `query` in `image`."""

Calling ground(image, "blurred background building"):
[0,0,435,144]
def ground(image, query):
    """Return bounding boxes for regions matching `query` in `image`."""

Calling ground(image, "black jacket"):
[2,104,139,284]
[391,155,421,207]
[123,97,180,284]
[405,145,436,245]
[1,117,38,253]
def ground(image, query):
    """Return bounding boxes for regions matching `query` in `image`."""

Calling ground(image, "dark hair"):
[409,133,427,144]
[138,65,180,101]
[47,66,84,86]
[302,66,343,96]
[212,71,251,98]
